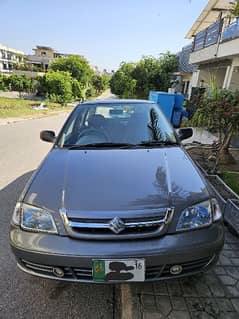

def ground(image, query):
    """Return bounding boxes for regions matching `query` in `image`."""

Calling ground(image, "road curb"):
[0,111,71,126]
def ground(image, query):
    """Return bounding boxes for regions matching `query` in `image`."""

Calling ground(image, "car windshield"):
[56,102,177,148]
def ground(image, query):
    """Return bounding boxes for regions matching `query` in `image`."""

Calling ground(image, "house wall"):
[199,67,226,88]
[190,37,239,65]
[0,44,24,74]
[33,48,55,59]
[189,44,218,64]
[12,70,45,78]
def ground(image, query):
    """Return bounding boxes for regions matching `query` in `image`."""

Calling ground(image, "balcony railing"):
[192,18,239,52]
[192,20,223,51]
[221,18,239,42]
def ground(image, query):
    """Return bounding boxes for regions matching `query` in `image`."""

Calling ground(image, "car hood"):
[24,147,209,215]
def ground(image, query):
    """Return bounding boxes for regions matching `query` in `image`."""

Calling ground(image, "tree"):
[50,55,93,86]
[132,56,161,98]
[45,71,73,105]
[110,62,137,98]
[91,73,109,95]
[110,53,178,99]
[192,86,239,166]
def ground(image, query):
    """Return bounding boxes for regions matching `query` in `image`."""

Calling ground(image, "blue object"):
[174,94,184,108]
[149,91,187,127]
[172,110,182,128]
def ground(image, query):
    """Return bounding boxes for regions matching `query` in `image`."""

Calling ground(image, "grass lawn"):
[0,97,73,118]
[221,171,239,195]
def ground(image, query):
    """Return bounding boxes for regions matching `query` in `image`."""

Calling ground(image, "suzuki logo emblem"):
[109,217,125,234]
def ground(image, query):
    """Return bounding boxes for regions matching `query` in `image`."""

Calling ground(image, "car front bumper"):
[10,222,224,283]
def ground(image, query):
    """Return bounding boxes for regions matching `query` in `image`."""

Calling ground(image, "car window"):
[57,102,177,147]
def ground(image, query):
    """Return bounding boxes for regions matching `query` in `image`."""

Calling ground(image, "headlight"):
[176,200,212,231]
[12,203,58,234]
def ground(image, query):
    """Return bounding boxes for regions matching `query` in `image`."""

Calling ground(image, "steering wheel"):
[77,128,110,142]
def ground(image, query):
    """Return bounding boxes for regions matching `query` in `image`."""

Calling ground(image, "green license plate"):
[92,259,145,282]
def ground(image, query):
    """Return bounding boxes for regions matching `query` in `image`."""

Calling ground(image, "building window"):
[41,51,46,56]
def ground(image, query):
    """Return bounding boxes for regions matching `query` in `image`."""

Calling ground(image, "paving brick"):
[214,266,226,275]
[231,298,239,313]
[171,297,187,310]
[215,298,235,312]
[223,250,239,258]
[225,232,239,243]
[190,312,216,319]
[219,255,232,266]
[140,294,172,317]
[208,283,226,297]
[218,313,239,319]
[186,297,205,313]
[218,275,237,286]
[140,293,158,310]
[226,266,239,280]
[223,243,232,250]
[143,311,164,319]
[230,244,239,250]
[225,286,239,297]
[155,295,172,317]
[167,280,183,297]
[231,258,239,266]
[202,274,220,284]
[180,278,198,296]
[153,282,168,295]
[187,297,222,318]
[167,310,191,319]
[135,283,154,294]
[194,281,212,297]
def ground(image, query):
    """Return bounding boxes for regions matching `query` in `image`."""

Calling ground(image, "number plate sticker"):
[92,259,145,282]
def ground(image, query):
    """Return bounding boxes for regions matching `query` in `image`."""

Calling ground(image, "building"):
[186,0,239,93]
[175,44,198,97]
[26,46,77,71]
[0,43,24,74]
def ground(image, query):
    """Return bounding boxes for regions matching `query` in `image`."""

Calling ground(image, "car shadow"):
[0,171,113,319]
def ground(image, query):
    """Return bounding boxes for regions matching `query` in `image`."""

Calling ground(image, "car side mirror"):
[177,128,193,141]
[40,130,56,143]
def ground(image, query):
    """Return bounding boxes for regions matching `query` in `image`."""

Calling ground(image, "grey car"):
[10,99,224,283]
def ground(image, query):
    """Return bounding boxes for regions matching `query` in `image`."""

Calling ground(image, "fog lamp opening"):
[170,265,183,275]
[53,267,64,277]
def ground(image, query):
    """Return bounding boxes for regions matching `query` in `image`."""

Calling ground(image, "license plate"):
[92,259,145,282]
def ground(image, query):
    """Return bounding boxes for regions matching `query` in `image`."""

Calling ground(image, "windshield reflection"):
[56,102,176,148]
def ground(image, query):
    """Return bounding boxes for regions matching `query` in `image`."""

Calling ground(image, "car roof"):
[78,99,155,106]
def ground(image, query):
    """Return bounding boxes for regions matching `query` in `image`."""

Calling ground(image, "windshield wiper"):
[67,142,137,149]
[138,141,178,147]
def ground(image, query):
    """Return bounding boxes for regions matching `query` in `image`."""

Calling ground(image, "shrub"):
[45,71,73,105]
[0,75,8,91]
[7,74,33,96]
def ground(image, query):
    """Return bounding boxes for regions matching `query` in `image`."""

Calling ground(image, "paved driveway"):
[130,230,239,319]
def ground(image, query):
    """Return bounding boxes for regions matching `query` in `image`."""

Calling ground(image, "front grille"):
[161,256,213,277]
[19,256,214,282]
[60,208,174,240]
[20,259,93,281]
